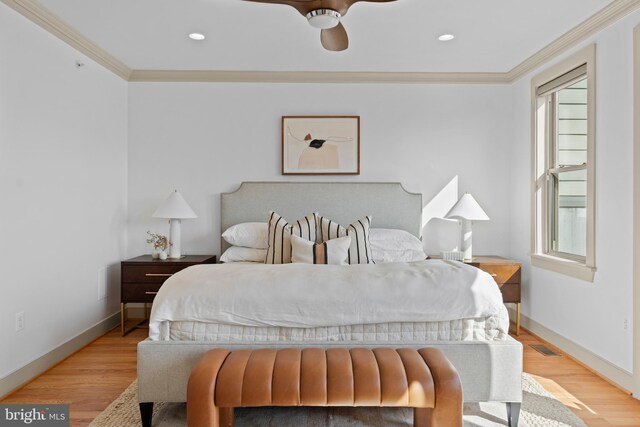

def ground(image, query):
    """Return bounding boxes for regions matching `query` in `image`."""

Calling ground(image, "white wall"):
[509,10,640,373]
[127,83,513,258]
[0,4,128,381]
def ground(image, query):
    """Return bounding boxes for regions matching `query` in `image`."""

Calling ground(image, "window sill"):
[531,254,596,282]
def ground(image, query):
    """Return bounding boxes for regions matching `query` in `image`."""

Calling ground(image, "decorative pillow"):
[265,212,318,264]
[222,222,268,249]
[315,214,374,264]
[220,246,267,263]
[369,228,426,263]
[291,234,351,265]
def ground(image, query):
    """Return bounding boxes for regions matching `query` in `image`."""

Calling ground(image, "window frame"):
[530,44,596,282]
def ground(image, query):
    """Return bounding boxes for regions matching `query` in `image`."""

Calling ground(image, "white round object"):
[189,33,205,41]
[306,9,341,29]
[159,251,168,260]
[438,34,455,41]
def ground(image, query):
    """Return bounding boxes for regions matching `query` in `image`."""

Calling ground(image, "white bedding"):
[149,260,510,341]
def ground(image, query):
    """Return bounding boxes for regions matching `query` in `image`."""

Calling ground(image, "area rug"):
[89,373,586,427]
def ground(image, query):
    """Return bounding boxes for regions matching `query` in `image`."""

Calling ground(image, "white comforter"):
[148,260,507,341]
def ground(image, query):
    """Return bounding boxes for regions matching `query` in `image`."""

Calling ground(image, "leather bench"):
[187,347,463,427]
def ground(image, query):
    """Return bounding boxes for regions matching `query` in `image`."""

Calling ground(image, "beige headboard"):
[220,182,422,252]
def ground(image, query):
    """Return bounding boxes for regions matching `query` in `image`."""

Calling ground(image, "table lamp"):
[153,190,197,259]
[445,193,489,260]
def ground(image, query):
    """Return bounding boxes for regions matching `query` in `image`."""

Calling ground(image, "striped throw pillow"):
[265,212,318,264]
[291,235,351,265]
[315,214,374,265]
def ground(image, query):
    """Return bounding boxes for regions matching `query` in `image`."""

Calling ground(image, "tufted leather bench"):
[187,347,462,427]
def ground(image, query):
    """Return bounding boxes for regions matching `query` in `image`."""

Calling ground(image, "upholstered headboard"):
[220,182,422,252]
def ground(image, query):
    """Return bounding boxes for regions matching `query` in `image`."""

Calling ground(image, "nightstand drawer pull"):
[490,273,498,277]
[145,291,158,295]
[145,273,173,277]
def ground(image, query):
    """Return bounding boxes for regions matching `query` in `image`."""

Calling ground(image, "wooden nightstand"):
[465,256,521,335]
[120,255,216,335]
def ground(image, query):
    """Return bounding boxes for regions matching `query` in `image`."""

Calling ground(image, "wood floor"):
[2,327,640,426]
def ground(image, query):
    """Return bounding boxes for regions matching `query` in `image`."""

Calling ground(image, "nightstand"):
[465,256,521,335]
[120,255,216,336]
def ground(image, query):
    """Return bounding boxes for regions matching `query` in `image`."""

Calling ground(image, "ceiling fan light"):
[306,9,341,29]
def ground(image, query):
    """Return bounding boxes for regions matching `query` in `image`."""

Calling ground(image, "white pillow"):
[222,222,268,249]
[220,246,267,263]
[372,248,426,264]
[369,228,424,250]
[369,228,426,263]
[291,234,351,265]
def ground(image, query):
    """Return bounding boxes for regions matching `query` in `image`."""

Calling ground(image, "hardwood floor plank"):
[2,326,640,426]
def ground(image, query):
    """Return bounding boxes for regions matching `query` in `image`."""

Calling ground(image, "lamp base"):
[461,219,473,260]
[169,219,182,259]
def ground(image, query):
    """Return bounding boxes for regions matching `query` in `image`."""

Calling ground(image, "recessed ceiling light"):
[438,34,455,42]
[189,33,205,41]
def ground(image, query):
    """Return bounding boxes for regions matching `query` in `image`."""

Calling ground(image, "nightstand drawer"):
[476,264,520,284]
[122,282,162,303]
[498,282,521,303]
[122,265,186,284]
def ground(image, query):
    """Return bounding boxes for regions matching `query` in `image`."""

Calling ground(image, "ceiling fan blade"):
[243,0,313,3]
[321,22,348,51]
[243,0,318,16]
[353,0,398,3]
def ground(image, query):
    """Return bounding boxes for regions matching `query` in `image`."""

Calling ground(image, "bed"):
[137,182,523,426]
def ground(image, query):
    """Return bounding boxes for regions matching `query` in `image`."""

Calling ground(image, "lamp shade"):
[445,193,489,221]
[152,190,197,219]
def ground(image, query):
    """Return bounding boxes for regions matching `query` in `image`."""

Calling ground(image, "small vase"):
[152,249,160,259]
[159,250,168,260]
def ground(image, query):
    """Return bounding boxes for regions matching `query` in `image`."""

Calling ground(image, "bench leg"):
[219,407,234,427]
[507,402,521,427]
[414,407,462,427]
[139,402,153,427]
[416,348,463,427]
[187,349,231,427]
[413,408,431,426]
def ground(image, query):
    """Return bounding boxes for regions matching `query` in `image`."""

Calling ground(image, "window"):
[531,45,596,281]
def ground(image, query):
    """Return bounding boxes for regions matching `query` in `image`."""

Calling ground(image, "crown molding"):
[506,0,640,82]
[129,70,510,84]
[1,0,132,80]
[3,0,639,84]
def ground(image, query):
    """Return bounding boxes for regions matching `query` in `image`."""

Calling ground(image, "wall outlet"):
[624,318,629,330]
[16,311,24,332]
[98,267,108,300]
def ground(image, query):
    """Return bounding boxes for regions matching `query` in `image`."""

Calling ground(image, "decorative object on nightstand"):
[466,256,521,335]
[440,250,464,261]
[120,254,216,336]
[153,190,197,259]
[445,193,489,260]
[146,231,169,259]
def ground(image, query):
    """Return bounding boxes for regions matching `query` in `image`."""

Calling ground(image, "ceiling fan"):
[243,0,398,51]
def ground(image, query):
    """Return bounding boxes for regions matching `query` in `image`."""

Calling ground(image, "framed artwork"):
[282,116,360,175]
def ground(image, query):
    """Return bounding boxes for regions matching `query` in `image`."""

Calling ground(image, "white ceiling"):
[38,0,611,72]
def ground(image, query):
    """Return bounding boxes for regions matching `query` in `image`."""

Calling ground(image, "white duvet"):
[148,260,508,341]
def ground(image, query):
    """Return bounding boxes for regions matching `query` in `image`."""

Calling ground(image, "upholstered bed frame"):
[137,182,523,426]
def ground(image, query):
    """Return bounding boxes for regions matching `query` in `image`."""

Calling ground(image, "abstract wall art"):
[282,116,360,175]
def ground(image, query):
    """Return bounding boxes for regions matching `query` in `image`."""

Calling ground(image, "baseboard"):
[515,311,634,393]
[0,312,120,399]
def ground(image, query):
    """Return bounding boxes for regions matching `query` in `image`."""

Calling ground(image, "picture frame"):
[282,116,360,175]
